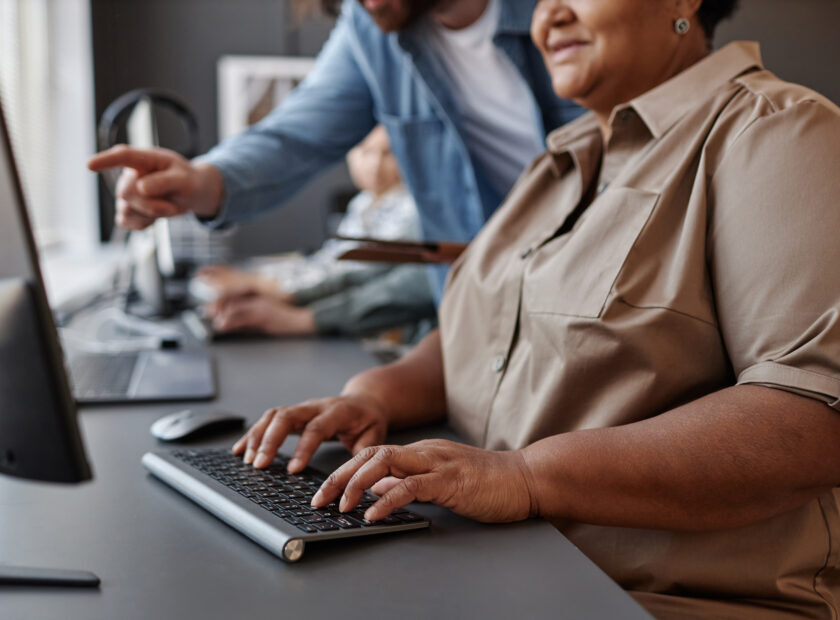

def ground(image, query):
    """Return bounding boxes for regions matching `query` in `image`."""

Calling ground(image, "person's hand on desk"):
[311,440,534,523]
[87,145,224,230]
[197,265,293,303]
[206,294,315,335]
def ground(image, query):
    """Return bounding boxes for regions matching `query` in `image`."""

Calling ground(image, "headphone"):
[97,88,200,158]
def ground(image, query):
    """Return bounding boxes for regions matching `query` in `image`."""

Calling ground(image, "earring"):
[674,17,690,35]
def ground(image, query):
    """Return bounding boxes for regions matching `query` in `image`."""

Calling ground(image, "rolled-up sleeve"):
[708,100,840,408]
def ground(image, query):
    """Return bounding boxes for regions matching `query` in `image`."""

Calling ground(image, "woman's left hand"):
[311,439,536,523]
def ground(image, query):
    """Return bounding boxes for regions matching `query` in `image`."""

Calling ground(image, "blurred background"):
[1,0,839,262]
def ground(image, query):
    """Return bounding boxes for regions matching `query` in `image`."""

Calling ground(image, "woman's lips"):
[548,41,588,63]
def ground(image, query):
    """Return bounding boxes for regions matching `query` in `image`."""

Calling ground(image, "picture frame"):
[217,55,317,140]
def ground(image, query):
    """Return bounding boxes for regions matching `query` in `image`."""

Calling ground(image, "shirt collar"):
[546,41,763,154]
[627,41,763,139]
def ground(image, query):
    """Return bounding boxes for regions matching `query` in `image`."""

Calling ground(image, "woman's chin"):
[549,74,591,106]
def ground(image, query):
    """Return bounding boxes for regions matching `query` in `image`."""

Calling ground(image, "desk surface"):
[1,337,650,619]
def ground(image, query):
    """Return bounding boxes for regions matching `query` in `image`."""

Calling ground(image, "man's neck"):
[429,0,490,30]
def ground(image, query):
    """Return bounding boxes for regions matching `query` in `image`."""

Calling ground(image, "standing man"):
[89,0,582,299]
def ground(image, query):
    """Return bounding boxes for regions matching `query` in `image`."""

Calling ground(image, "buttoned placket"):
[478,140,601,446]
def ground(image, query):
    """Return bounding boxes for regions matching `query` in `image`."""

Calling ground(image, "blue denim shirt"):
[200,0,584,299]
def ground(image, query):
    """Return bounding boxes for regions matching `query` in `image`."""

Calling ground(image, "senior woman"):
[235,0,840,616]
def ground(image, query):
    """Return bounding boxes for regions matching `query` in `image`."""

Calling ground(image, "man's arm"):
[197,10,377,227]
[88,10,377,229]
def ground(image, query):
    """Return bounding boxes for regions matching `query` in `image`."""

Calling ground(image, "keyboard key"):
[330,516,361,529]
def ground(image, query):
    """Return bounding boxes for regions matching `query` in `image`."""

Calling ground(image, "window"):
[0,0,97,251]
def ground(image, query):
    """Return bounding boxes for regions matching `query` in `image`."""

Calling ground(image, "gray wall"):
[717,0,840,105]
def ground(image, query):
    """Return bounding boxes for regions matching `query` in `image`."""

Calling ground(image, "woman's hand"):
[232,394,390,472]
[311,440,536,524]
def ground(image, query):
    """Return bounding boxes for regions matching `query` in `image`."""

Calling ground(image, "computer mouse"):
[150,409,246,442]
[187,277,220,304]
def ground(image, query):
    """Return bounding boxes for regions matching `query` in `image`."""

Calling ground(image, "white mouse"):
[150,409,245,442]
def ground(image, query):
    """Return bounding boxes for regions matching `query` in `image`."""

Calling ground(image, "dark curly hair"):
[697,0,741,40]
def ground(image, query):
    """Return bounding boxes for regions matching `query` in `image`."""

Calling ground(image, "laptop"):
[0,100,216,405]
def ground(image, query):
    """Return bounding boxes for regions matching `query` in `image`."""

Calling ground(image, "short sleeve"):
[708,100,840,409]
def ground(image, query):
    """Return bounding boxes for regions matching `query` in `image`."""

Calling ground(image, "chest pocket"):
[378,112,445,201]
[523,187,659,318]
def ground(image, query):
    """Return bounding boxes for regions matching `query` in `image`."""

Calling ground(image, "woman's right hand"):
[232,393,390,473]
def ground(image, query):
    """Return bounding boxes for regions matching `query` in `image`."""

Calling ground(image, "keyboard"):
[68,352,138,400]
[142,448,430,562]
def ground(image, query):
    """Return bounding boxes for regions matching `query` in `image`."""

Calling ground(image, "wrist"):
[513,449,541,519]
[342,368,394,425]
[284,307,316,335]
[192,162,225,218]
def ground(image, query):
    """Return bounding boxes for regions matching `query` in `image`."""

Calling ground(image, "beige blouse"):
[439,42,840,619]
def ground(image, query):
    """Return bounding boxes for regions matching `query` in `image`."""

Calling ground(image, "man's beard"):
[359,0,442,32]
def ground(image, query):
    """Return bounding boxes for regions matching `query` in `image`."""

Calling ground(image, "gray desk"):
[0,338,650,619]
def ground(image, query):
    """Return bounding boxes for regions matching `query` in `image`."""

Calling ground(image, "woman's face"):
[531,0,699,114]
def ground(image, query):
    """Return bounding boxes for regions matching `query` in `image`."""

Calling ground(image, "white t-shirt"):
[426,0,544,197]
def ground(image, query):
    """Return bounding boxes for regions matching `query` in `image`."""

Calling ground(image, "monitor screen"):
[0,104,92,484]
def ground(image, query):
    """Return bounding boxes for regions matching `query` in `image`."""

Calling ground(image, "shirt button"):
[597,182,609,194]
[492,356,506,373]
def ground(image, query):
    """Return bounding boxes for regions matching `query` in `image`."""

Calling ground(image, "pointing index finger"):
[87,146,173,175]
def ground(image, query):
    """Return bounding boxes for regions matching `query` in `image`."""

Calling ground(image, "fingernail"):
[310,490,323,507]
[364,508,376,522]
[288,458,302,472]
[339,495,348,512]
[244,449,255,464]
[253,453,268,468]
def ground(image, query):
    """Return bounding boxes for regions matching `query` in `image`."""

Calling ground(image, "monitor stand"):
[0,564,100,587]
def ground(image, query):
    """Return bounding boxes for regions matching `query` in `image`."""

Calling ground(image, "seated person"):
[234,0,840,617]
[198,125,436,338]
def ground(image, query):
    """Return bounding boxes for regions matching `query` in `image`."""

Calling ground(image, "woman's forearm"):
[342,329,447,429]
[521,385,840,530]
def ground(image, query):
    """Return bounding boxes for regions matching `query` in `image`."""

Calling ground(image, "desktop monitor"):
[0,102,99,586]
[0,106,91,483]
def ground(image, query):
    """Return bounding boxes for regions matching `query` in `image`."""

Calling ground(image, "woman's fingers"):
[365,473,441,521]
[350,424,385,455]
[250,405,318,468]
[312,445,427,511]
[369,475,401,497]
[289,404,357,473]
